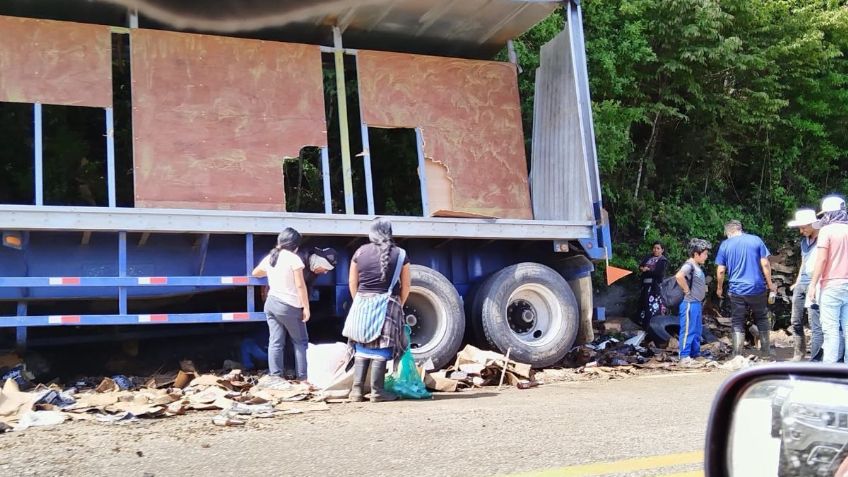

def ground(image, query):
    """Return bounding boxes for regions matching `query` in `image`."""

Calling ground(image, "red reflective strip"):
[232,277,249,284]
[232,313,249,321]
[149,277,168,284]
[62,315,81,324]
[62,277,81,285]
[149,314,168,322]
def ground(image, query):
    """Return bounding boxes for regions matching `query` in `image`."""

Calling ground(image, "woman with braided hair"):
[347,218,411,402]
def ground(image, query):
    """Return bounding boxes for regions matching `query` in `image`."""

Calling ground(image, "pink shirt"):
[818,223,848,289]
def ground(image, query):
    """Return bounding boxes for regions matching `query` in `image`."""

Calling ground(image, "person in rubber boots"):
[715,220,777,358]
[346,218,411,402]
[786,209,821,361]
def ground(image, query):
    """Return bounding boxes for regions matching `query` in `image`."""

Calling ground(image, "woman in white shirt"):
[252,228,310,381]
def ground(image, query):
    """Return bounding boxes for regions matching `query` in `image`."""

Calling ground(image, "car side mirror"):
[706,363,848,477]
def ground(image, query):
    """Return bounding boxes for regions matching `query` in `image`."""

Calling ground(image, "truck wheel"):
[479,263,578,368]
[647,315,718,347]
[404,265,465,369]
[467,273,497,347]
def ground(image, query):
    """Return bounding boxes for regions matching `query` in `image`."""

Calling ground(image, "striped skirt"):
[355,295,408,361]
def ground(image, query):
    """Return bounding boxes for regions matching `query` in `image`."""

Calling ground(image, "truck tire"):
[404,265,465,369]
[479,263,579,368]
[467,273,497,347]
[647,315,719,346]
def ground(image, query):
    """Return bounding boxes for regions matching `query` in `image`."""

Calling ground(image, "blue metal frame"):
[0,312,266,328]
[245,233,255,313]
[360,124,376,215]
[320,147,332,214]
[105,107,117,208]
[34,103,43,206]
[415,128,430,217]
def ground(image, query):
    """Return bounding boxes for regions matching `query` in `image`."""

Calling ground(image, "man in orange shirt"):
[809,195,848,364]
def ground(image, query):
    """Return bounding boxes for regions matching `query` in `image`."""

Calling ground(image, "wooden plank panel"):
[358,51,532,219]
[0,16,112,107]
[131,29,326,211]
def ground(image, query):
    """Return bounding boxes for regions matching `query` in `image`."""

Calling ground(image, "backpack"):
[659,264,695,308]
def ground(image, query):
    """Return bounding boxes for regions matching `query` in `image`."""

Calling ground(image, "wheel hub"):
[507,299,536,334]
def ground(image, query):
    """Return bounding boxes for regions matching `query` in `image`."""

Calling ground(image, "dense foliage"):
[510,0,848,273]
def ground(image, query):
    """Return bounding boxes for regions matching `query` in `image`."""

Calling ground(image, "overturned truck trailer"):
[0,0,610,369]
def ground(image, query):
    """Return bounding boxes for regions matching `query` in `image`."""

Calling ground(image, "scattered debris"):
[0,367,332,432]
[14,410,67,431]
[422,345,536,392]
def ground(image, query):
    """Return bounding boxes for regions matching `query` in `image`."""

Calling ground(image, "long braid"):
[368,218,395,283]
[377,239,393,282]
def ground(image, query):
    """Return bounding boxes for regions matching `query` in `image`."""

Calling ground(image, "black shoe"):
[349,357,369,402]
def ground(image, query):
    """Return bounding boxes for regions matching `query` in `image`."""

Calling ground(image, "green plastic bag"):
[385,327,432,399]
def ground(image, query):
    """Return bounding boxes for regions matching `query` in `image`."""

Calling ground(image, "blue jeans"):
[679,301,702,359]
[265,296,309,379]
[819,283,848,364]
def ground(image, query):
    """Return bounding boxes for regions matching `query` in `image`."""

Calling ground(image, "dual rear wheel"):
[406,263,580,369]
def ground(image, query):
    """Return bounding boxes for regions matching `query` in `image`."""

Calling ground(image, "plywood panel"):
[0,16,112,107]
[357,51,531,219]
[131,29,326,211]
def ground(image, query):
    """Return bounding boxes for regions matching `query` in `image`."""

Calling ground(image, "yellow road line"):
[510,451,703,477]
[656,471,703,477]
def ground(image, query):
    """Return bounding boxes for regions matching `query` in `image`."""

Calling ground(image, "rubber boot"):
[732,332,746,358]
[369,359,397,403]
[759,331,773,360]
[348,357,369,402]
[791,334,806,362]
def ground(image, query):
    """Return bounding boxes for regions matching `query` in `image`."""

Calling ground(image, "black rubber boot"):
[759,331,773,360]
[791,334,806,362]
[349,357,370,402]
[369,359,397,403]
[732,332,745,358]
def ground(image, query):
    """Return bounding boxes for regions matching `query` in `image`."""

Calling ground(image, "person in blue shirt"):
[715,220,777,358]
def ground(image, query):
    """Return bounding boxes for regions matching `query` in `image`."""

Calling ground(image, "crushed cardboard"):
[422,345,536,393]
[3,367,334,431]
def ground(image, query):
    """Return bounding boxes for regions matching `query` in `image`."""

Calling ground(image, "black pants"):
[730,292,769,334]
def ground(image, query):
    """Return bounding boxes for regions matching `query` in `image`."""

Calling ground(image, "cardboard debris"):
[454,345,532,380]
[0,379,38,424]
[423,345,536,391]
[14,410,67,430]
[95,378,119,393]
[173,371,196,389]
[424,372,459,393]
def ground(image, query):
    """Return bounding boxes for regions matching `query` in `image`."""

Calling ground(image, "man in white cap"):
[786,209,821,361]
[808,195,848,364]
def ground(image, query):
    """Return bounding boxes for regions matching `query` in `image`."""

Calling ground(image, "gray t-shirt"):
[679,260,706,303]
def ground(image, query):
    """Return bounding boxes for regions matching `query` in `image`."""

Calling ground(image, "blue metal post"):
[106,108,117,208]
[118,232,127,314]
[320,147,332,214]
[360,124,376,215]
[34,103,43,206]
[246,233,255,313]
[16,302,27,351]
[415,128,430,216]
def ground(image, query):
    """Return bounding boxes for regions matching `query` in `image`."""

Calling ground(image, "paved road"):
[1,370,731,477]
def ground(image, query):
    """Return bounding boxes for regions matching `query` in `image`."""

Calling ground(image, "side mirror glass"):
[707,365,848,477]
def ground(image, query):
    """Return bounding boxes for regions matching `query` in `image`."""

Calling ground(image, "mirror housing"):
[706,363,848,477]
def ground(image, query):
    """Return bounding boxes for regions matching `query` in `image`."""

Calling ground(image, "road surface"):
[1,370,732,476]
